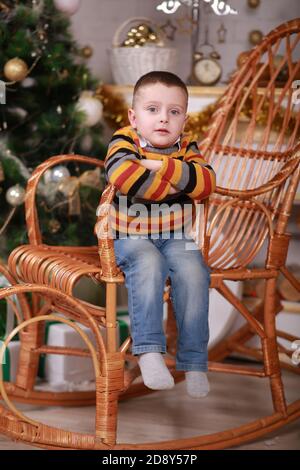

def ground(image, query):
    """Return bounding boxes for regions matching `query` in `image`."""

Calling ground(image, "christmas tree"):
[0,0,106,257]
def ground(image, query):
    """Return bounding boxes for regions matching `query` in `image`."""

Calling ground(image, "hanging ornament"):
[4,58,29,82]
[58,69,69,80]
[80,46,94,59]
[247,0,260,8]
[53,0,81,15]
[249,29,263,46]
[50,166,71,183]
[37,28,47,42]
[76,91,103,127]
[0,2,10,14]
[0,2,14,23]
[48,219,61,234]
[5,185,25,207]
[217,21,227,43]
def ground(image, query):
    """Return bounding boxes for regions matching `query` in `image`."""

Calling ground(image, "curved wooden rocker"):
[1,19,300,449]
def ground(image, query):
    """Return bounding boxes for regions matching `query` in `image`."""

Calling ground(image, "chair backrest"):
[199,19,300,270]
[201,19,300,158]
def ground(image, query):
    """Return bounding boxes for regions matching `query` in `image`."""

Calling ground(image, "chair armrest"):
[95,184,124,283]
[25,154,104,245]
[213,145,300,199]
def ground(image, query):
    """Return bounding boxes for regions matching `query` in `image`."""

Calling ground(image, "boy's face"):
[128,83,188,148]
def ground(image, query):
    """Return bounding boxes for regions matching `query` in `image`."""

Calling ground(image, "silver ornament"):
[5,185,25,206]
[76,92,103,127]
[51,165,71,183]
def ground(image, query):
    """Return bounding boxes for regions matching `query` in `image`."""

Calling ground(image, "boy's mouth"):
[156,129,170,134]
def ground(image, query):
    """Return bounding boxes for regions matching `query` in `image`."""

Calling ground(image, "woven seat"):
[1,19,300,450]
[10,245,101,294]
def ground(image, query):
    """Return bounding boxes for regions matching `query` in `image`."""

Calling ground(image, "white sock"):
[185,371,210,398]
[138,353,175,390]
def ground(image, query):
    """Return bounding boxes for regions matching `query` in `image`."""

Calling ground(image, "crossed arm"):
[105,134,216,201]
[139,159,179,194]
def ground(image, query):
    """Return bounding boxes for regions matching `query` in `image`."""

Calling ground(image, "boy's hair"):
[132,71,188,107]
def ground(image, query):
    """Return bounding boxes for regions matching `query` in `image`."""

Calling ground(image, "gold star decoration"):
[159,19,177,41]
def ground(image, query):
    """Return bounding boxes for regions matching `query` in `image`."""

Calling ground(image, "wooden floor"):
[0,367,299,450]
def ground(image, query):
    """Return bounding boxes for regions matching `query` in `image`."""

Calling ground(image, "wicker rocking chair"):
[1,19,300,449]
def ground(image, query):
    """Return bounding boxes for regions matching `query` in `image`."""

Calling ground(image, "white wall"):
[71,0,300,84]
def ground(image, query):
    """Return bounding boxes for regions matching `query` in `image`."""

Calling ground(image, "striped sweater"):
[104,126,216,237]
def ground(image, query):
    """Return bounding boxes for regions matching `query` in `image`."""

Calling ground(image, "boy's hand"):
[140,159,179,195]
[140,159,163,171]
[168,185,180,195]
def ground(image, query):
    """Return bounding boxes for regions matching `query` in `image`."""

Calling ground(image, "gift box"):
[44,322,111,384]
[44,320,120,384]
[117,310,130,345]
[2,317,128,385]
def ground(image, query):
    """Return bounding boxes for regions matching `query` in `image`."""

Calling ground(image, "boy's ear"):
[128,108,137,128]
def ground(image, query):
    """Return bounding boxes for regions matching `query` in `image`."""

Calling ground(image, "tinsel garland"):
[95,84,129,130]
[96,85,298,141]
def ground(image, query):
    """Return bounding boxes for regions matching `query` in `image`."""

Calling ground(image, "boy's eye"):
[148,107,157,113]
[171,109,180,115]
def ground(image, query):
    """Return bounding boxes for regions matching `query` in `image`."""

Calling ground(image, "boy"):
[104,71,216,398]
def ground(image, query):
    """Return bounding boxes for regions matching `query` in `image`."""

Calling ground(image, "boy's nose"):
[160,114,168,123]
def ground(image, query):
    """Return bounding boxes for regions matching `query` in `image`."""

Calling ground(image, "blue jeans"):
[114,235,210,372]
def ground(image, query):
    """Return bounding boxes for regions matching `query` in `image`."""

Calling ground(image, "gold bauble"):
[249,30,263,46]
[38,30,46,41]
[148,33,158,43]
[138,24,150,35]
[0,2,10,13]
[81,45,93,59]
[4,58,29,82]
[137,38,146,46]
[59,69,69,79]
[48,219,61,234]
[248,0,260,8]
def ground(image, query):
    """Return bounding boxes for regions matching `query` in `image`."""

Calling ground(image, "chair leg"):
[95,353,124,446]
[263,278,287,416]
[15,321,45,390]
[106,283,118,353]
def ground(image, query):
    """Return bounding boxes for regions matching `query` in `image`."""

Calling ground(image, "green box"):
[117,310,130,345]
[1,346,10,381]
